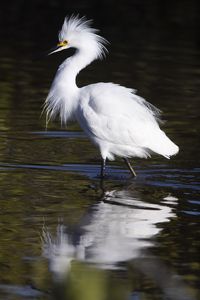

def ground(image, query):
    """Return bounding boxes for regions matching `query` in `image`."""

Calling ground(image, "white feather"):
[44,15,179,162]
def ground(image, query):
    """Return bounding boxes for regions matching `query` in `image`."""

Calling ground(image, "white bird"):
[44,15,179,177]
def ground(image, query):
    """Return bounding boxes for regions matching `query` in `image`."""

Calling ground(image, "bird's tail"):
[146,129,179,159]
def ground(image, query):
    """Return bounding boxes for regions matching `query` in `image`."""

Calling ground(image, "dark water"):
[0,1,200,300]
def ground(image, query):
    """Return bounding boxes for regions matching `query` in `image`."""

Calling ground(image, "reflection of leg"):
[99,178,105,197]
[100,158,106,178]
[123,158,137,177]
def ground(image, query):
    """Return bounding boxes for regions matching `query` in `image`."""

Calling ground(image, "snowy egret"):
[44,15,179,177]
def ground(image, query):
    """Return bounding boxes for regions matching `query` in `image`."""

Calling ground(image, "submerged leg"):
[100,158,106,178]
[123,158,137,177]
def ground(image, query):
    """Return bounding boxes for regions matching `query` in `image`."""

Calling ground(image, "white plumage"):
[44,15,179,176]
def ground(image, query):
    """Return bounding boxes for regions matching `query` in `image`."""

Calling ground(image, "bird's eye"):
[57,40,68,47]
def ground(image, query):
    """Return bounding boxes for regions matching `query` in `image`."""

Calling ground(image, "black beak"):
[32,45,75,61]
[31,45,62,61]
[47,45,63,55]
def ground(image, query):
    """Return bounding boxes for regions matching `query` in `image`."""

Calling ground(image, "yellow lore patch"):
[57,40,68,47]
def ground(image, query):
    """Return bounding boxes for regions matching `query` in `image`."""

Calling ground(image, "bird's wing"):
[78,83,161,148]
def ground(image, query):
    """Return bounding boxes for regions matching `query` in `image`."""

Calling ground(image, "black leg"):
[100,158,106,178]
[123,158,137,177]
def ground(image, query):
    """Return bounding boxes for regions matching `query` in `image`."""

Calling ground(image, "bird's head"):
[48,15,108,60]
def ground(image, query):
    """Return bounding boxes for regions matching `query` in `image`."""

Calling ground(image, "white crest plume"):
[59,15,108,59]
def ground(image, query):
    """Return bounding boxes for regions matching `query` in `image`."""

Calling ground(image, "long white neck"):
[45,49,95,125]
[59,49,94,88]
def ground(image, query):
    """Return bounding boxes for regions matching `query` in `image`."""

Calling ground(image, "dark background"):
[1,0,200,50]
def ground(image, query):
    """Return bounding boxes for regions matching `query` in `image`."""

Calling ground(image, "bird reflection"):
[41,186,196,300]
[42,185,178,278]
